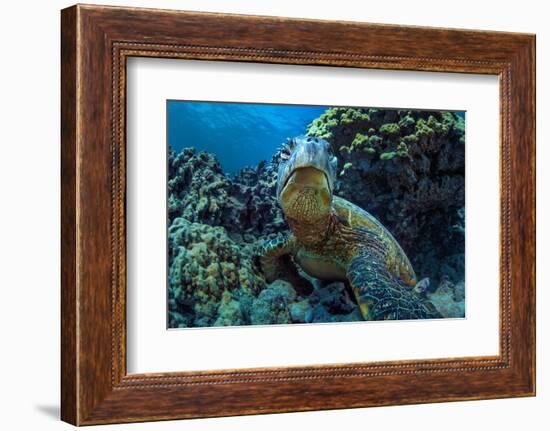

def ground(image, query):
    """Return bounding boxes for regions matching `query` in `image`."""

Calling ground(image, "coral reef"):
[306,108,465,285]
[168,148,231,226]
[168,218,363,327]
[168,218,264,327]
[168,147,285,237]
[167,106,466,327]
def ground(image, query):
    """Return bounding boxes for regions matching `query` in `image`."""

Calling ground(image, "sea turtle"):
[260,135,441,321]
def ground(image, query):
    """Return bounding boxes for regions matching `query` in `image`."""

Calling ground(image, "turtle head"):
[276,135,337,223]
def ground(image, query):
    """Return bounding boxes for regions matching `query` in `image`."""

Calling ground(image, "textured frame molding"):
[61,4,535,425]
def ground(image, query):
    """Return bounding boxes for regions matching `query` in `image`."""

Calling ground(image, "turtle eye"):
[279,140,294,160]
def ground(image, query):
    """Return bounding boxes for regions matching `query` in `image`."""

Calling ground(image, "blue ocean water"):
[167,101,327,174]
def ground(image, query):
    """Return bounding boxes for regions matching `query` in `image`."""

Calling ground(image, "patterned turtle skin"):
[260,135,441,320]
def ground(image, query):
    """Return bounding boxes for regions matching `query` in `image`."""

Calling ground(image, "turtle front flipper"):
[346,251,441,321]
[259,233,313,295]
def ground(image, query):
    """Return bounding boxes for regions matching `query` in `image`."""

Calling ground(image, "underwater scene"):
[167,101,465,328]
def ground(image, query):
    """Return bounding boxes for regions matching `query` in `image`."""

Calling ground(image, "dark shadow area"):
[35,404,59,420]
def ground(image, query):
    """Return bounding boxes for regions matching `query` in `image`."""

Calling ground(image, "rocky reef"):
[168,147,286,237]
[168,107,466,328]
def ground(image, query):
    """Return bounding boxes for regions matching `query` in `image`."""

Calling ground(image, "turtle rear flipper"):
[347,252,442,320]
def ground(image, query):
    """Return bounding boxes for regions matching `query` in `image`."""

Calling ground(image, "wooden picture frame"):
[61,4,535,425]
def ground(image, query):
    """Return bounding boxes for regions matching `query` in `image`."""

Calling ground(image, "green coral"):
[379,142,408,160]
[427,115,451,134]
[325,118,338,128]
[349,132,381,154]
[398,115,415,129]
[415,118,435,138]
[352,133,369,148]
[339,162,353,176]
[307,108,464,154]
[379,123,400,136]
[306,108,340,139]
[306,107,371,141]
[306,107,465,169]
[380,151,397,160]
[368,135,382,146]
[340,108,370,125]
[402,134,419,144]
[396,142,409,157]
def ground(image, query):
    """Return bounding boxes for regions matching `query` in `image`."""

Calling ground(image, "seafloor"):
[168,108,466,328]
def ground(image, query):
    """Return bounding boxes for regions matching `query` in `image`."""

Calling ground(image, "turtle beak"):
[281,166,332,207]
[283,167,331,195]
[277,138,334,200]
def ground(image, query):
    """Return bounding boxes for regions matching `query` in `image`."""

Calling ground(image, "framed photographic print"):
[61,4,535,425]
